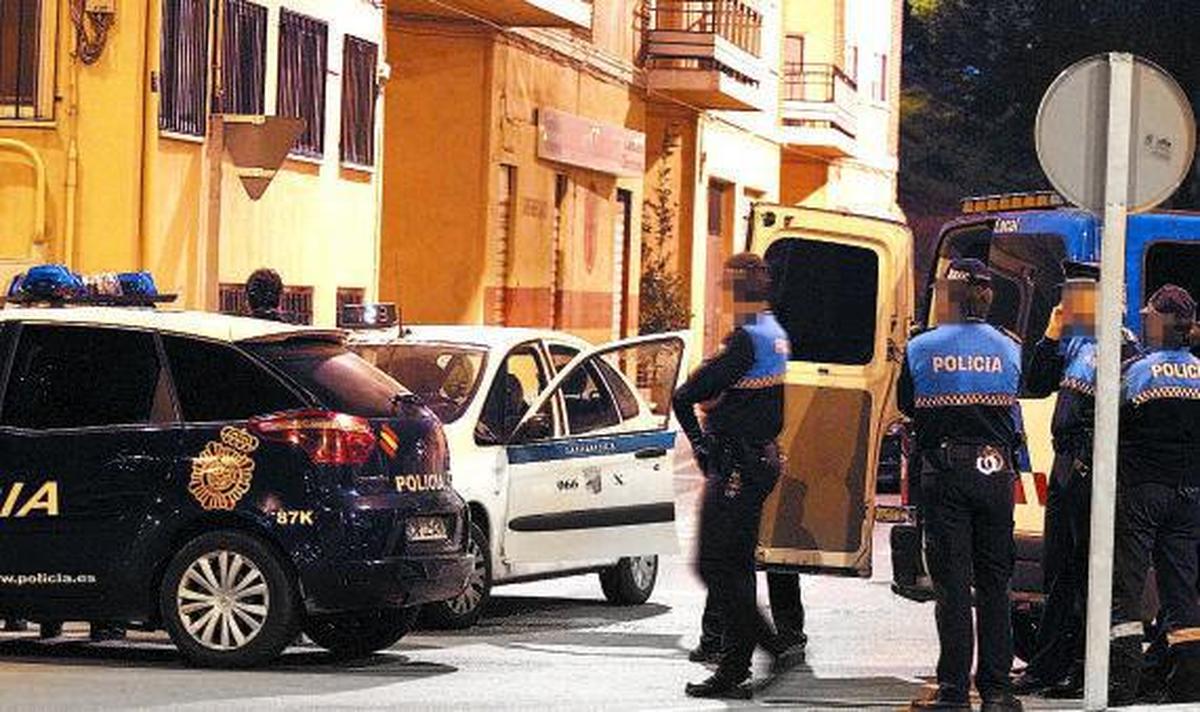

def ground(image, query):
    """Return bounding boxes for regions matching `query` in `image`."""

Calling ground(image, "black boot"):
[688,643,722,664]
[910,688,971,711]
[980,693,1024,711]
[1040,668,1084,699]
[685,672,751,700]
[1011,669,1055,695]
[768,638,806,674]
[1166,645,1200,703]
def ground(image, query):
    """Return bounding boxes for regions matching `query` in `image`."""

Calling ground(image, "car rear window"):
[163,335,304,422]
[246,339,410,418]
[354,343,486,423]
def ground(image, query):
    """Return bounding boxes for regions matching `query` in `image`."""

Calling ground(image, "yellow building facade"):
[0,0,385,324]
[383,0,646,345]
[382,0,903,355]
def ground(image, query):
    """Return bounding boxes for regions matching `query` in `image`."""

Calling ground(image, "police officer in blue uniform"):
[674,253,801,699]
[1108,285,1200,704]
[900,258,1024,712]
[1015,262,1139,698]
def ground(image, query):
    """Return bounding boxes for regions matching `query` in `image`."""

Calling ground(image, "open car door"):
[750,205,913,577]
[501,333,687,565]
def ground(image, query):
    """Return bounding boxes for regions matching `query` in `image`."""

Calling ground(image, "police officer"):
[674,253,801,699]
[899,258,1024,712]
[1108,284,1200,704]
[1014,262,1139,698]
[246,268,285,322]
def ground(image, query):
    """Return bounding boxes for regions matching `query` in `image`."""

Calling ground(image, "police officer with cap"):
[246,268,285,322]
[900,257,1024,712]
[1015,261,1139,698]
[674,252,802,699]
[1108,284,1200,704]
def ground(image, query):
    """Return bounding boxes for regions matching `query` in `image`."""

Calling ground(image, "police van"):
[0,268,472,667]
[748,194,1200,661]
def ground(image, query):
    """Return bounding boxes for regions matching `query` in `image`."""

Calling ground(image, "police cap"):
[946,257,992,286]
[1063,260,1100,281]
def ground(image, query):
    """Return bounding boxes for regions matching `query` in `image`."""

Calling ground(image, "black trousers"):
[699,572,806,652]
[1026,452,1091,682]
[1110,483,1200,699]
[922,456,1016,702]
[697,438,781,679]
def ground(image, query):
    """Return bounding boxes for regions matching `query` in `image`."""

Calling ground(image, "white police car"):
[346,319,687,628]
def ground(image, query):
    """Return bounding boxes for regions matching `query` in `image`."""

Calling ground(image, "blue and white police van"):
[0,268,472,667]
[891,192,1200,660]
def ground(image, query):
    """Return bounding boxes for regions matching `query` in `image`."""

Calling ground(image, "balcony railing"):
[647,0,763,57]
[782,63,856,105]
[780,63,858,155]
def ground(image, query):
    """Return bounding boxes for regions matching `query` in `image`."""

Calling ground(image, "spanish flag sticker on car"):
[378,424,400,460]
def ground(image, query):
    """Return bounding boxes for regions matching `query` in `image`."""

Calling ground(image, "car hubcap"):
[629,556,657,591]
[177,549,269,651]
[446,535,487,616]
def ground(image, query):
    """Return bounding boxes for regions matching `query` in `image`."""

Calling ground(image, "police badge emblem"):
[189,427,260,511]
[975,445,1005,476]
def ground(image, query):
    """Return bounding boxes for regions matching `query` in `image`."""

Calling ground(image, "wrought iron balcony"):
[388,0,592,29]
[781,63,858,156]
[644,0,766,111]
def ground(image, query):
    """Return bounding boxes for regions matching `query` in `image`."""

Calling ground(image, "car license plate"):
[406,516,447,542]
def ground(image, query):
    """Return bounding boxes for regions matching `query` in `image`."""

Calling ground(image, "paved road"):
[0,451,1100,711]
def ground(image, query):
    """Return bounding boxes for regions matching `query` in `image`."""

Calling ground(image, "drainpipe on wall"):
[63,44,81,269]
[202,0,227,311]
[371,19,387,303]
[137,0,159,272]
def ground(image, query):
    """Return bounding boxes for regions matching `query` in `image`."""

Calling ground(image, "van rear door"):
[749,205,912,577]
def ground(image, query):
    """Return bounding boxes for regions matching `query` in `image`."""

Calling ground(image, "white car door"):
[501,334,687,565]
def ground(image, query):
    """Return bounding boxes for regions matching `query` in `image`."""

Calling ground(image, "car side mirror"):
[511,411,554,444]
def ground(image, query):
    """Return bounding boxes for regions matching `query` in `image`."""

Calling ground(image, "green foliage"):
[639,127,690,335]
[900,0,1200,219]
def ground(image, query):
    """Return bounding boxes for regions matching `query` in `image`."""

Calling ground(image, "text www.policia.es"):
[0,573,96,587]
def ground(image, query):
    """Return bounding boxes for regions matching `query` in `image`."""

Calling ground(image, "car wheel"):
[304,607,419,659]
[599,555,658,605]
[422,522,491,630]
[160,530,299,668]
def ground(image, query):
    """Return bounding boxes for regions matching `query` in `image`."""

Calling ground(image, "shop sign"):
[538,108,646,177]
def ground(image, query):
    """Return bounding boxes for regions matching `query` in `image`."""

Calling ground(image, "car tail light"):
[251,410,377,466]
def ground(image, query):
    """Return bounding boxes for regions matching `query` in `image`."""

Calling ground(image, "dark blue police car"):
[0,278,471,667]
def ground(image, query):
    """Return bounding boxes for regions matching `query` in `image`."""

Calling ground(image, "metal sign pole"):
[1084,51,1134,712]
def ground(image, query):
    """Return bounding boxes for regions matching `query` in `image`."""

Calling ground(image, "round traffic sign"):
[1036,54,1195,213]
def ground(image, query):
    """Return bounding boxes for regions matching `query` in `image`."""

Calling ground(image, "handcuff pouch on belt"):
[921,440,1015,477]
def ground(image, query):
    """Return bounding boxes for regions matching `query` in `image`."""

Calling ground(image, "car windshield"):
[246,339,411,418]
[352,343,487,423]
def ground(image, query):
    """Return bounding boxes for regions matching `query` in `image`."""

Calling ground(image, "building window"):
[215,0,267,115]
[277,9,328,157]
[0,0,52,120]
[219,283,314,325]
[159,0,210,136]
[871,53,888,102]
[340,36,378,166]
[336,287,365,316]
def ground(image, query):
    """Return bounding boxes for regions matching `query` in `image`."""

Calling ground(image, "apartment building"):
[382,0,903,352]
[0,0,386,324]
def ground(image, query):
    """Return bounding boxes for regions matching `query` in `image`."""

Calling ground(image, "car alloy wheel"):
[628,556,656,592]
[176,549,269,651]
[445,528,487,616]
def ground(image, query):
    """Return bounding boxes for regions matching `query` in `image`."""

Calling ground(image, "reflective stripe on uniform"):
[1167,628,1200,647]
[1111,622,1144,640]
[732,374,784,389]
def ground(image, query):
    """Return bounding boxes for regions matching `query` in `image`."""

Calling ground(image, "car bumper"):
[302,552,473,614]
